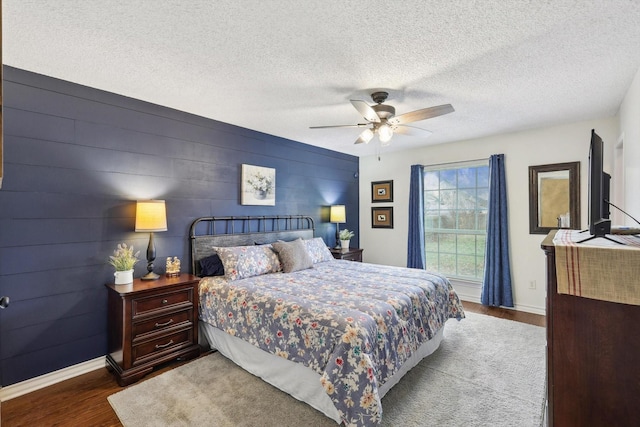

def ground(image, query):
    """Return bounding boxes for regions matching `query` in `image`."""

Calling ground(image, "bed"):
[190,215,465,426]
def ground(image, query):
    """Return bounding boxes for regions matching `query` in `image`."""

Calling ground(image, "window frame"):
[423,159,489,283]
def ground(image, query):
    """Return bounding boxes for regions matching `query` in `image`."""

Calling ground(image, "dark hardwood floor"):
[1,302,544,426]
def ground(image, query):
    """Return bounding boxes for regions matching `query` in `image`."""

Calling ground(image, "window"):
[424,161,489,282]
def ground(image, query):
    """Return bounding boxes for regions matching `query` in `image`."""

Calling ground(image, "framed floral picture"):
[241,164,276,205]
[372,207,394,228]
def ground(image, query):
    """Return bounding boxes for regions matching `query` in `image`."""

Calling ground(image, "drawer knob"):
[155,319,174,328]
[155,340,174,349]
[162,299,168,304]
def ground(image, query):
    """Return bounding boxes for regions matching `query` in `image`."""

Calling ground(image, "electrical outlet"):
[529,280,537,290]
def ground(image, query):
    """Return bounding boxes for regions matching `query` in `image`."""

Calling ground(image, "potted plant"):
[339,229,355,249]
[109,243,139,285]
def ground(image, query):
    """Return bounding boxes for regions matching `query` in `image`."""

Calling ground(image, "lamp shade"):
[330,205,346,223]
[135,200,168,232]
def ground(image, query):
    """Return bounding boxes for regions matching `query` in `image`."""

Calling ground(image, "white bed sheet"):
[199,320,446,424]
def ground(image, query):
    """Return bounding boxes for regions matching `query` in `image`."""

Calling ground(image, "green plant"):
[109,243,140,271]
[339,229,355,240]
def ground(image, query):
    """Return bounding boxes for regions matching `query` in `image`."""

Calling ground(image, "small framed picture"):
[372,207,394,228]
[371,180,393,203]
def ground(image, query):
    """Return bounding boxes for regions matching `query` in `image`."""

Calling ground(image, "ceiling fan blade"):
[350,100,381,123]
[394,124,433,137]
[354,128,374,144]
[389,104,454,125]
[310,123,369,129]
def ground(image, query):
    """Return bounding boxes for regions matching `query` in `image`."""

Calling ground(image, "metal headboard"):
[189,215,315,276]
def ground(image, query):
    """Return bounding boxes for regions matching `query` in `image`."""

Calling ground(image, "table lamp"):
[135,200,168,280]
[330,204,346,249]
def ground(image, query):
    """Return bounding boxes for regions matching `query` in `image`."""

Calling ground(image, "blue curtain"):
[481,154,514,307]
[407,164,426,269]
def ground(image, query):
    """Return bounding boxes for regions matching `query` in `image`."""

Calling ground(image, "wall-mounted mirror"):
[529,162,580,234]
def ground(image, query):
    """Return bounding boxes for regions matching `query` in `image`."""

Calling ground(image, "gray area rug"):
[108,312,545,426]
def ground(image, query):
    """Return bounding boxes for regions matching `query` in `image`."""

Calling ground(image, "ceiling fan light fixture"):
[312,92,454,148]
[378,123,393,143]
[361,128,374,143]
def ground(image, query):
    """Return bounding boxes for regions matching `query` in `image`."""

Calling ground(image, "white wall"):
[359,117,619,314]
[619,67,640,223]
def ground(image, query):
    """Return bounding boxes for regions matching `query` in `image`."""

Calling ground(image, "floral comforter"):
[199,260,465,426]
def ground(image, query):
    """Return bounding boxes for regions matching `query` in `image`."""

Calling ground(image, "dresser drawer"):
[132,288,193,317]
[132,309,192,340]
[132,327,194,365]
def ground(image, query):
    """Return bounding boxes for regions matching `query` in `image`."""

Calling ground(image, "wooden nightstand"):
[330,247,363,262]
[106,273,201,386]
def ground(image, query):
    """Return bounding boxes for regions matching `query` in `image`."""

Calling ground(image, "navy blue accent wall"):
[0,66,359,386]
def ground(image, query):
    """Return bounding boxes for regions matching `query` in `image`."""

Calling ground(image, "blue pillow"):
[199,254,225,277]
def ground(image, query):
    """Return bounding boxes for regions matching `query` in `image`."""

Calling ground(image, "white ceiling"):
[4,1,640,157]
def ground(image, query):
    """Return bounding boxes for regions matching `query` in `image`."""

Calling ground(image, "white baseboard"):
[512,302,546,316]
[452,280,546,316]
[0,356,106,402]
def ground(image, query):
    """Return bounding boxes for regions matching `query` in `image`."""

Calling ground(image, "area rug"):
[108,312,546,426]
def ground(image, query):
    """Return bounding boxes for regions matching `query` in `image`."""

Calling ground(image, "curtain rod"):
[420,157,489,168]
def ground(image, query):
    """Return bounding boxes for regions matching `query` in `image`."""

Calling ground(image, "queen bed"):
[190,215,465,426]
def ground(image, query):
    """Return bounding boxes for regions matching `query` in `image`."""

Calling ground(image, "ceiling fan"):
[310,91,454,145]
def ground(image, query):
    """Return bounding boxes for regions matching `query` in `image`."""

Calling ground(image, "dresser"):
[330,247,363,262]
[541,231,640,426]
[106,273,201,386]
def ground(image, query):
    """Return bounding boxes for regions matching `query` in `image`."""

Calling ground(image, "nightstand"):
[330,247,363,262]
[106,273,201,386]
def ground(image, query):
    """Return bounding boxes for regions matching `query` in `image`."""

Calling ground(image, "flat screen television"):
[578,129,612,243]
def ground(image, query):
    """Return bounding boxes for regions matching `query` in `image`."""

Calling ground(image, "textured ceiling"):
[4,1,640,157]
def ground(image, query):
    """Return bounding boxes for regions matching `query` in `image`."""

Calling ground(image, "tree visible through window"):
[424,161,489,282]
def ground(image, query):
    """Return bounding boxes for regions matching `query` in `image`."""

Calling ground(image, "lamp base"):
[141,271,160,281]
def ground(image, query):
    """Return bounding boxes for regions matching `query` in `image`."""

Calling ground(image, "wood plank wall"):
[1,1,4,188]
[0,66,359,386]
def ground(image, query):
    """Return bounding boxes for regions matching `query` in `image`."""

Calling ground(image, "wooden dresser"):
[541,232,640,426]
[106,273,201,386]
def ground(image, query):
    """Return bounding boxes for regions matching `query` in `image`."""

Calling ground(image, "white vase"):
[114,269,134,285]
[340,240,350,249]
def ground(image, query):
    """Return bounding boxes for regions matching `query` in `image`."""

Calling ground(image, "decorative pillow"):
[199,254,225,277]
[271,239,314,273]
[303,237,334,264]
[214,245,281,281]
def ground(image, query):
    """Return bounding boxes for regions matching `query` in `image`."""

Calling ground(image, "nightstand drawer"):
[132,309,192,340]
[330,248,363,262]
[132,288,193,317]
[341,252,362,262]
[132,327,194,365]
